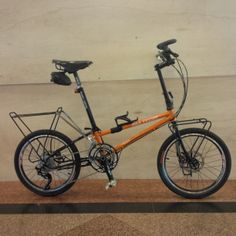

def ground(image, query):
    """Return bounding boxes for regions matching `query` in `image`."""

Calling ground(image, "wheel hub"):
[36,153,57,175]
[179,151,204,174]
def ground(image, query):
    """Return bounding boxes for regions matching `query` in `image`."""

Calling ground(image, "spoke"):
[165,153,178,158]
[198,170,215,181]
[56,170,70,179]
[189,136,194,146]
[197,136,208,153]
[30,172,41,182]
[23,148,38,155]
[198,172,209,189]
[53,172,63,188]
[203,166,221,177]
[168,149,178,155]
[166,164,179,167]
[204,164,222,169]
[202,142,215,157]
[182,139,191,151]
[197,171,200,189]
[23,166,36,172]
[190,175,193,190]
[165,160,179,164]
[170,168,181,178]
[192,136,209,158]
[183,175,188,189]
[53,138,57,151]
[23,149,41,159]
[25,170,38,182]
[204,153,221,159]
[204,159,222,165]
[167,166,180,174]
[21,163,37,168]
[23,168,35,175]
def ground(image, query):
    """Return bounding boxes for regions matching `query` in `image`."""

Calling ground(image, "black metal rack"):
[168,118,212,133]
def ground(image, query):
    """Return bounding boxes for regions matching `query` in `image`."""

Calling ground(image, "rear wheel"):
[14,129,80,196]
[157,128,231,199]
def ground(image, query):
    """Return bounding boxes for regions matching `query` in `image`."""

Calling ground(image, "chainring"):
[88,143,119,172]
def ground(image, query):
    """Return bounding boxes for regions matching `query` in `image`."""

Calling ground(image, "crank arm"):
[101,158,117,190]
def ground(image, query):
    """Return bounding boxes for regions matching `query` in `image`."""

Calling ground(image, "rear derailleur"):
[35,152,57,190]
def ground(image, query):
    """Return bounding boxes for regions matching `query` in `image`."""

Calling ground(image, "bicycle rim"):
[162,132,227,194]
[18,134,77,193]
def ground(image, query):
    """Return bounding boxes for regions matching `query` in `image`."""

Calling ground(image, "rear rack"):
[9,107,88,139]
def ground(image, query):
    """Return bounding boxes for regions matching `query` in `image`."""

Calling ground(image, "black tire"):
[14,129,80,196]
[157,128,231,199]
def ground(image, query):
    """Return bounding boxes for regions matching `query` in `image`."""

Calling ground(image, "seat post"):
[73,71,82,87]
[73,72,99,131]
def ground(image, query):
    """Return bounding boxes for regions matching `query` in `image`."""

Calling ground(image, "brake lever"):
[169,50,179,58]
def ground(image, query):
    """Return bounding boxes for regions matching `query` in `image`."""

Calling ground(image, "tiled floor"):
[1,180,236,235]
[1,179,236,204]
[1,213,236,236]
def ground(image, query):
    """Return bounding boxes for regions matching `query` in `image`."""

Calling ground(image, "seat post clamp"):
[75,87,83,93]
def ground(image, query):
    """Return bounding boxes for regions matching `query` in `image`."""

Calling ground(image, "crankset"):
[88,143,119,172]
[88,143,119,189]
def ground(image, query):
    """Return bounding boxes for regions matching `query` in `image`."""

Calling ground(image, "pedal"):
[105,179,117,190]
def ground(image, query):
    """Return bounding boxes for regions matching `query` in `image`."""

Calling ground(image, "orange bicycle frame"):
[93,110,175,152]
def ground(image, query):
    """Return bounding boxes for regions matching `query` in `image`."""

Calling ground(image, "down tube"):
[114,117,171,152]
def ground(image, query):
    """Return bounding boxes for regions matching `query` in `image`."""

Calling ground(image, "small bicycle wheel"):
[157,128,231,199]
[14,129,80,196]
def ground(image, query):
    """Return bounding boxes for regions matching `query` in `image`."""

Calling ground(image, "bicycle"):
[11,39,231,199]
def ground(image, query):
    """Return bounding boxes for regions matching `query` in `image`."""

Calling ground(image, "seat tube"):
[73,72,99,131]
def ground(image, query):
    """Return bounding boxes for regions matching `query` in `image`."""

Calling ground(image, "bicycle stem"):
[155,63,174,111]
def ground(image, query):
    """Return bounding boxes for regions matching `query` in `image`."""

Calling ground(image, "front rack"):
[168,118,212,133]
[9,107,88,139]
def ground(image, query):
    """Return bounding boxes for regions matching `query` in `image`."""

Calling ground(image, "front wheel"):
[14,129,80,196]
[157,128,231,199]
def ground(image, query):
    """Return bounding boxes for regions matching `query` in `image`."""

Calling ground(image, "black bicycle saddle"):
[52,60,93,73]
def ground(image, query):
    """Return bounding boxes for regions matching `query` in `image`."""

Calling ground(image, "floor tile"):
[59,214,147,236]
[0,214,100,236]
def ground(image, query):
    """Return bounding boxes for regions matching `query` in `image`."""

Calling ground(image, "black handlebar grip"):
[157,39,177,50]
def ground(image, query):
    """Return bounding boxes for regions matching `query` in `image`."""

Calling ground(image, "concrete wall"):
[0,1,235,183]
[0,0,236,84]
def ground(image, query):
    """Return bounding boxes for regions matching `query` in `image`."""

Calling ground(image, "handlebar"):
[157,39,177,50]
[155,39,189,113]
[156,39,179,68]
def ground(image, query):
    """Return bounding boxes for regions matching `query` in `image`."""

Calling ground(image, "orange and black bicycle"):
[11,39,231,199]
